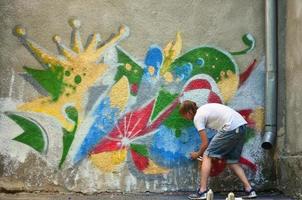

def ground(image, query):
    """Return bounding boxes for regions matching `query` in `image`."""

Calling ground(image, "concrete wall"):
[277,0,302,198]
[0,0,270,193]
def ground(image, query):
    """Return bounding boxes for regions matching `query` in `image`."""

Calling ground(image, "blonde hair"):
[179,100,198,116]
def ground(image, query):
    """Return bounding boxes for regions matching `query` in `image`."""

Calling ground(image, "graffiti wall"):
[0,0,269,193]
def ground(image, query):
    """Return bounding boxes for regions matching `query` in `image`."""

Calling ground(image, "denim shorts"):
[204,125,247,164]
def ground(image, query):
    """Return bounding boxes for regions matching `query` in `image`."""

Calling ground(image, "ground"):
[0,192,294,200]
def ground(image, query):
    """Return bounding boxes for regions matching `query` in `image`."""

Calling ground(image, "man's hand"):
[190,151,200,160]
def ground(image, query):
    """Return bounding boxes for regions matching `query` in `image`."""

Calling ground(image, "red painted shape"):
[91,138,122,154]
[91,100,155,154]
[131,149,149,171]
[184,79,212,92]
[131,84,138,95]
[238,109,255,128]
[239,59,257,86]
[124,100,155,138]
[210,159,226,177]
[208,91,222,104]
[209,156,257,176]
[239,157,257,171]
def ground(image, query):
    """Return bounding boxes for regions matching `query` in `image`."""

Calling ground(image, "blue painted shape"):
[196,58,205,67]
[73,97,119,164]
[150,126,216,168]
[150,126,199,168]
[144,45,163,77]
[172,63,193,82]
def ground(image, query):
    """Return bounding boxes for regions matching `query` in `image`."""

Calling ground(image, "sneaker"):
[188,189,208,200]
[244,188,257,198]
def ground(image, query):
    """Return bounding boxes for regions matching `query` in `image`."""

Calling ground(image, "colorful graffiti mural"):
[0,19,264,181]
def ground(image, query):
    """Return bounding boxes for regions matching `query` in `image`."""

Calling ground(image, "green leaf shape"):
[59,128,75,168]
[24,64,64,101]
[151,90,178,121]
[7,114,45,153]
[114,47,143,94]
[171,47,237,82]
[59,106,78,168]
[163,106,193,137]
[244,127,256,143]
[130,144,149,157]
[65,106,78,122]
[230,33,256,56]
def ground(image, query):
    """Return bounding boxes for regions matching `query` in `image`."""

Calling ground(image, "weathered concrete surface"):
[276,0,302,199]
[277,156,302,200]
[0,192,295,200]
[0,0,270,194]
[284,0,302,155]
[0,0,264,78]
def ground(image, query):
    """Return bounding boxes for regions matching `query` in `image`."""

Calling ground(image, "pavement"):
[0,192,294,200]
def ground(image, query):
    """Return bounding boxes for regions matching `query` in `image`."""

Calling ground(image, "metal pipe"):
[262,0,277,149]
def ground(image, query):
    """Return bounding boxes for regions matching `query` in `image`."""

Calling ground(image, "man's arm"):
[190,129,209,159]
[198,129,208,156]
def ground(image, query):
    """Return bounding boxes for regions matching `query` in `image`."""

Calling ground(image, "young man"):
[179,100,257,200]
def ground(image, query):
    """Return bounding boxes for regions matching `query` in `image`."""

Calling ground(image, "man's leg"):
[228,163,252,191]
[200,155,212,192]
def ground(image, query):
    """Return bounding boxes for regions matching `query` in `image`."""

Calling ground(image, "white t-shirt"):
[193,103,247,132]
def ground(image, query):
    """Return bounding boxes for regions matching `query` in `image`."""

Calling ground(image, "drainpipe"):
[262,0,277,149]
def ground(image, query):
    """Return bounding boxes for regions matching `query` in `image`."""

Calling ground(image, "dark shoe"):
[188,189,208,200]
[244,188,257,198]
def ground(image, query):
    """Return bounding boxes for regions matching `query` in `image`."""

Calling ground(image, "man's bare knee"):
[203,155,212,160]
